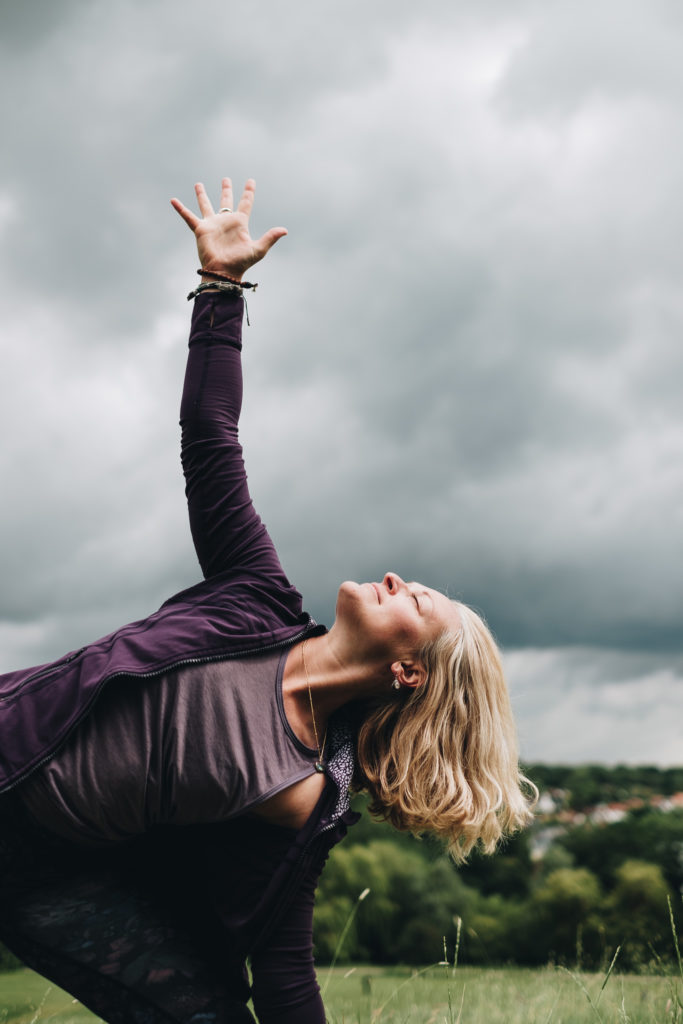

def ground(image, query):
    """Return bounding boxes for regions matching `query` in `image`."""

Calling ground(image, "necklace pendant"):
[315,761,325,773]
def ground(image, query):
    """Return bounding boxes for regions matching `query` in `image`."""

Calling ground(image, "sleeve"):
[179,291,289,581]
[249,862,327,1024]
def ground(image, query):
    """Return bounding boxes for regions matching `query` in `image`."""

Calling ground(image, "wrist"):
[201,264,243,284]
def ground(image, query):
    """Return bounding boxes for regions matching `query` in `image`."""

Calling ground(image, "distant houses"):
[529,788,683,859]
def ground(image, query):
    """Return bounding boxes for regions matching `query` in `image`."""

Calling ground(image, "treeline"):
[313,764,683,971]
[527,762,683,810]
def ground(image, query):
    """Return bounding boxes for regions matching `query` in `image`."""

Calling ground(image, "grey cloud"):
[496,3,683,117]
[506,646,683,765]
[0,0,681,761]
[0,0,90,51]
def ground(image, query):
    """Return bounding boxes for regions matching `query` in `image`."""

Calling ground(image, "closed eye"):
[413,595,420,610]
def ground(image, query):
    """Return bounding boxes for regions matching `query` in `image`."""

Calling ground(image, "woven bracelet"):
[187,279,253,325]
[196,269,258,290]
[186,281,244,301]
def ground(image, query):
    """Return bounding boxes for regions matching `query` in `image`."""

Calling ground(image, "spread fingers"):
[170,198,200,230]
[237,178,255,217]
[194,182,214,218]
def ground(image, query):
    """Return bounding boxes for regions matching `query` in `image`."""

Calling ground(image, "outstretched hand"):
[171,177,287,281]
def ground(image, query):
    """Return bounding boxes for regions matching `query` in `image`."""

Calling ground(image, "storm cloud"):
[1,0,681,762]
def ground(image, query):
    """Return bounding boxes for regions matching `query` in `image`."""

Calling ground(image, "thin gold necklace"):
[301,638,327,773]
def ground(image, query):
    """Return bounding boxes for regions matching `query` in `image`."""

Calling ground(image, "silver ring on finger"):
[219,207,233,214]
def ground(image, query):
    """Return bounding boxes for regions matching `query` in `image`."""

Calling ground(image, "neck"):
[282,632,388,749]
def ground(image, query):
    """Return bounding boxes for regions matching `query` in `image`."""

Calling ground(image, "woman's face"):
[334,572,460,662]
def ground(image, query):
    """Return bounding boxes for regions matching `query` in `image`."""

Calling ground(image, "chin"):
[336,579,360,606]
[335,580,371,621]
[338,579,359,590]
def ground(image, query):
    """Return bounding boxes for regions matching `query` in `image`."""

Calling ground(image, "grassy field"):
[0,964,681,1024]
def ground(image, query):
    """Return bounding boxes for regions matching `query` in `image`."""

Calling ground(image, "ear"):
[391,658,427,690]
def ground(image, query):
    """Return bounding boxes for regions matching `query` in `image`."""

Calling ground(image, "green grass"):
[0,971,102,1023]
[325,964,683,1023]
[0,964,680,1023]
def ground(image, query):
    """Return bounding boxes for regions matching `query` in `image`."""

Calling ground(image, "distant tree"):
[312,892,358,963]
[463,895,527,965]
[604,860,673,971]
[524,764,568,791]
[536,843,574,880]
[565,765,608,810]
[525,762,683,805]
[662,767,683,795]
[314,839,473,964]
[560,810,683,893]
[314,840,405,961]
[457,831,533,899]
[391,857,473,964]
[528,867,603,967]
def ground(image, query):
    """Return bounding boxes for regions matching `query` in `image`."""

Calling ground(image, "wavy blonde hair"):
[354,602,537,863]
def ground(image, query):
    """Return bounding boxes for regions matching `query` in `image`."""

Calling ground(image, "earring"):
[392,678,401,691]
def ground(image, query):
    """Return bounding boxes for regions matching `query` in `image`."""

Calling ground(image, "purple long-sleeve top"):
[0,292,324,793]
[0,289,358,1022]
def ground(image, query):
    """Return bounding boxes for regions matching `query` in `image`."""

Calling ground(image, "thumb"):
[253,226,288,260]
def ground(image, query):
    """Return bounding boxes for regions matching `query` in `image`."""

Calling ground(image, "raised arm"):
[173,179,290,580]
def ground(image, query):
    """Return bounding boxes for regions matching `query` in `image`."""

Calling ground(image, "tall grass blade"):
[28,985,52,1024]
[669,894,683,984]
[576,923,583,970]
[444,928,463,1024]
[649,941,683,1017]
[321,888,371,998]
[455,981,466,1024]
[558,965,603,1023]
[596,945,620,1006]
[452,917,462,975]
[446,980,466,1024]
[616,977,631,1024]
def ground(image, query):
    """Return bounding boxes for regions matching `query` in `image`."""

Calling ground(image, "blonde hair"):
[354,602,537,863]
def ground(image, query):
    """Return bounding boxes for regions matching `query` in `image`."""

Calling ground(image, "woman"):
[0,178,534,1023]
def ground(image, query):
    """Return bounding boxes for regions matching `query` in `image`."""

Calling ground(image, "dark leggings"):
[0,800,254,1023]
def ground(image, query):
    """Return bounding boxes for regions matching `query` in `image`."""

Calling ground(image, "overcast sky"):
[1,0,681,765]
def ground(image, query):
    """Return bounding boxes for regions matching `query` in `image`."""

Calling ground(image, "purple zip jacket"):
[0,290,325,794]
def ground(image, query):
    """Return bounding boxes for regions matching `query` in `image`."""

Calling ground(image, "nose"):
[383,572,405,594]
